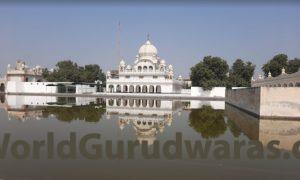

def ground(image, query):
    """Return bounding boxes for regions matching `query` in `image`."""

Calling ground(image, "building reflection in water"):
[106,98,183,145]
[225,103,300,151]
[0,95,105,122]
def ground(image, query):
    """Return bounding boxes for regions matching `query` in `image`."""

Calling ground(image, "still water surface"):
[0,95,299,180]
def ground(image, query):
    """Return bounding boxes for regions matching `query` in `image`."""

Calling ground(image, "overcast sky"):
[0,3,300,77]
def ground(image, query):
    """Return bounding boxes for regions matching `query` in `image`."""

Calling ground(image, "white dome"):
[138,40,158,56]
[119,59,125,66]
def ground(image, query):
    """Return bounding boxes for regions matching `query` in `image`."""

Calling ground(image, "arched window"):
[138,66,142,72]
[149,66,153,71]
[143,66,147,71]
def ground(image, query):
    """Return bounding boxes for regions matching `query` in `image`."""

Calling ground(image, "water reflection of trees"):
[227,119,242,137]
[189,106,226,138]
[42,105,105,123]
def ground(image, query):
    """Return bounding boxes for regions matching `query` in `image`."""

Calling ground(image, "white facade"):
[106,39,183,94]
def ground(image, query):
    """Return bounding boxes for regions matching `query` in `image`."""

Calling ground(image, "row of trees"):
[190,53,300,90]
[190,56,255,90]
[42,60,106,84]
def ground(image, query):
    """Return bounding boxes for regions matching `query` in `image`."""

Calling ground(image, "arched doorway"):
[108,99,114,106]
[0,83,5,92]
[142,85,148,93]
[108,85,114,93]
[149,99,154,107]
[0,95,4,103]
[129,85,134,93]
[129,99,134,107]
[296,82,300,87]
[289,83,294,87]
[116,98,121,106]
[155,100,161,107]
[156,85,161,93]
[142,99,147,107]
[123,99,128,106]
[123,85,128,93]
[116,85,121,92]
[135,99,141,107]
[283,84,288,87]
[149,85,155,93]
[136,85,141,93]
[278,84,281,87]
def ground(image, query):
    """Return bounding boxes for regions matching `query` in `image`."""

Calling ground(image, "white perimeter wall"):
[6,81,57,93]
[6,95,57,107]
[191,87,226,97]
[75,85,96,94]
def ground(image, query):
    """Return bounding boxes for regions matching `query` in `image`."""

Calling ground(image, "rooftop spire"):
[147,33,150,41]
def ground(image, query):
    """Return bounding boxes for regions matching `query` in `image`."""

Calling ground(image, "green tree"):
[190,56,229,90]
[81,64,106,84]
[43,60,106,84]
[287,58,300,74]
[262,54,288,77]
[227,59,255,87]
[189,106,226,138]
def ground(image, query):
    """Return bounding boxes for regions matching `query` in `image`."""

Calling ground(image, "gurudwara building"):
[106,38,183,93]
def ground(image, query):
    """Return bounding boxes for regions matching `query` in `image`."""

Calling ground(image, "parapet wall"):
[226,87,300,118]
[226,87,261,116]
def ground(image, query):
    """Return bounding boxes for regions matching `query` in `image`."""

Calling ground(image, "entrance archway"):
[296,82,300,87]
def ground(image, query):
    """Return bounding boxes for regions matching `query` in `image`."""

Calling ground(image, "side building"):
[251,68,300,87]
[106,38,183,93]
